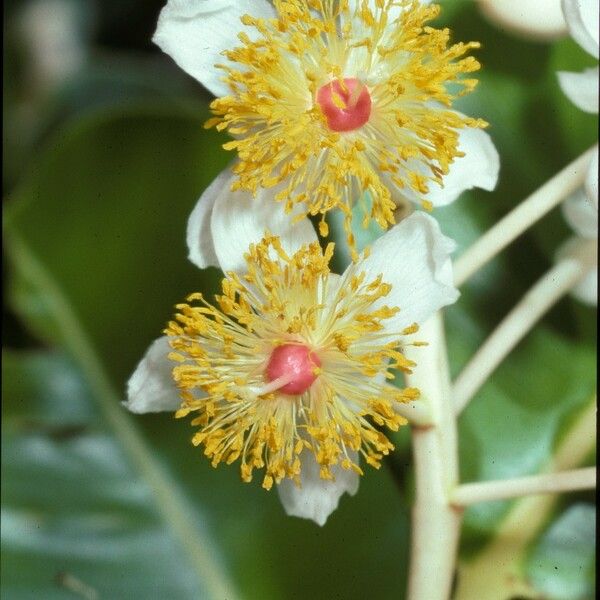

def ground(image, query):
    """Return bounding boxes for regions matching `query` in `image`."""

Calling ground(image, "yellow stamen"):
[206,0,486,250]
[165,234,419,488]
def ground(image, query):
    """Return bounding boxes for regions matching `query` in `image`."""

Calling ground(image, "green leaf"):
[5,104,228,386]
[1,350,230,599]
[526,504,596,600]
[451,325,596,555]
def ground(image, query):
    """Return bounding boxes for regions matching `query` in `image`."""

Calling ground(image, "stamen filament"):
[167,235,415,487]
[207,0,486,246]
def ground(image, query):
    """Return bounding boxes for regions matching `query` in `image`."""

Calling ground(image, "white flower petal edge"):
[356,212,459,332]
[562,188,599,239]
[585,147,598,208]
[562,0,599,58]
[424,125,500,207]
[557,67,599,113]
[187,167,318,274]
[124,336,183,414]
[478,0,567,41]
[277,450,360,526]
[153,0,276,97]
[557,237,598,305]
[186,169,229,270]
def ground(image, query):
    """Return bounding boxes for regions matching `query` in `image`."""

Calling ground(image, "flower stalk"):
[405,313,462,600]
[395,399,434,427]
[455,399,596,600]
[451,466,596,507]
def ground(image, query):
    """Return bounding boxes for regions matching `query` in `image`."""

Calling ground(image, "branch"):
[405,314,462,600]
[451,467,596,507]
[454,146,596,287]
[395,398,434,426]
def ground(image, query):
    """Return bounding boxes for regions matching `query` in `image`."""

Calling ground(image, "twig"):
[451,467,596,507]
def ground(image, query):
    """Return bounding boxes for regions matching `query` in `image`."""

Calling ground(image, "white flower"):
[152,0,499,251]
[124,179,459,525]
[477,0,567,41]
[557,0,598,305]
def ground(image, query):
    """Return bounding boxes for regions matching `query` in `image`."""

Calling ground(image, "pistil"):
[265,344,321,395]
[316,78,372,132]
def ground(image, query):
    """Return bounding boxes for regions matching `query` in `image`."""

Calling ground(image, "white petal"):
[153,0,276,97]
[585,147,598,208]
[557,67,600,113]
[557,237,598,305]
[562,188,599,239]
[208,173,318,275]
[352,212,459,331]
[425,126,500,207]
[188,168,318,273]
[478,0,567,40]
[124,337,182,414]
[562,0,599,58]
[186,168,231,269]
[277,451,359,526]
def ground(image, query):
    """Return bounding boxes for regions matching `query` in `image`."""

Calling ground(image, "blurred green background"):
[2,1,597,598]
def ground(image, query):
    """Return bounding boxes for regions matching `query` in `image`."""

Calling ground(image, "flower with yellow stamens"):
[153,0,499,252]
[125,186,458,525]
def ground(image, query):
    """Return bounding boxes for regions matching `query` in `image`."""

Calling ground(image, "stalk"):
[405,313,462,600]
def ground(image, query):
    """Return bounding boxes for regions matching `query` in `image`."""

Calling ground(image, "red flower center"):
[265,344,321,395]
[316,77,372,132]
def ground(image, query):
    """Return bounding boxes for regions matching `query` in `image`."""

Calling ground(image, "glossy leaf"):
[1,351,213,599]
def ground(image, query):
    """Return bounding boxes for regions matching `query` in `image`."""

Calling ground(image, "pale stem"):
[405,313,462,600]
[454,146,596,287]
[451,467,596,507]
[453,240,596,415]
[394,398,434,427]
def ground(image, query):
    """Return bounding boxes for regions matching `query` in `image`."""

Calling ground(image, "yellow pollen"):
[165,234,419,489]
[206,0,486,251]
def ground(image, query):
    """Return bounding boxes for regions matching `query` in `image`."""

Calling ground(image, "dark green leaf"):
[1,350,217,599]
[526,504,596,600]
